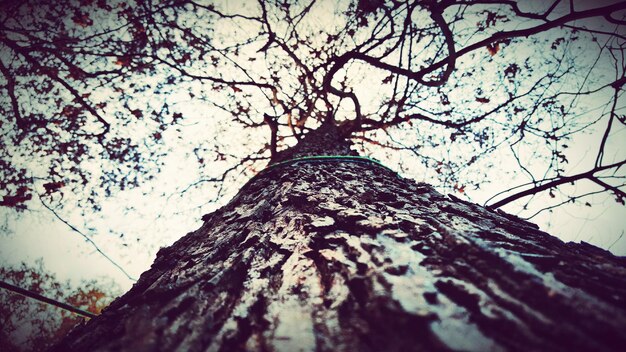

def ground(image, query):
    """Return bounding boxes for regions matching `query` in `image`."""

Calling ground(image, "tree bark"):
[52,124,626,352]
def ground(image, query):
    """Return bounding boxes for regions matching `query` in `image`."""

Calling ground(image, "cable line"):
[0,280,97,318]
[39,197,137,282]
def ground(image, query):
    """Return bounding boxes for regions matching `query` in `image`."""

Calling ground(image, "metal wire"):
[0,280,97,318]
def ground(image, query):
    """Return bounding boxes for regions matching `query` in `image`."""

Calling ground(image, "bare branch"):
[488,159,626,209]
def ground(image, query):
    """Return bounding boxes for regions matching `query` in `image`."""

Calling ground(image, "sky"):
[0,0,624,297]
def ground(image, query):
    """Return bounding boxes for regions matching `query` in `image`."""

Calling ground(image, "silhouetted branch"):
[487,159,626,209]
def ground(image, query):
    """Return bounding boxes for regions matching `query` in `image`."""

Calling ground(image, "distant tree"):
[1,0,624,226]
[0,260,120,351]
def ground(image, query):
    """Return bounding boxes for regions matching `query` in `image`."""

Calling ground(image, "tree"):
[51,124,626,351]
[0,0,625,349]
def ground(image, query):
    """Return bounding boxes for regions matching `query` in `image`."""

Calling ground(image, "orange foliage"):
[0,261,120,351]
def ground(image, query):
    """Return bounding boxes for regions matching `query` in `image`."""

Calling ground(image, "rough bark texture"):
[53,125,626,352]
[270,122,357,163]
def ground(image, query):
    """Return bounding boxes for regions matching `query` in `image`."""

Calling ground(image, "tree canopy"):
[1,0,625,251]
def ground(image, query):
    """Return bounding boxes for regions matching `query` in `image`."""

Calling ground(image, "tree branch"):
[0,58,24,130]
[487,159,626,209]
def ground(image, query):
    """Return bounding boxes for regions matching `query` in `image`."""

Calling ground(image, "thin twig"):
[39,196,137,281]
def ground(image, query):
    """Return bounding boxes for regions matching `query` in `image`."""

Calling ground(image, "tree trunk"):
[52,124,626,352]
